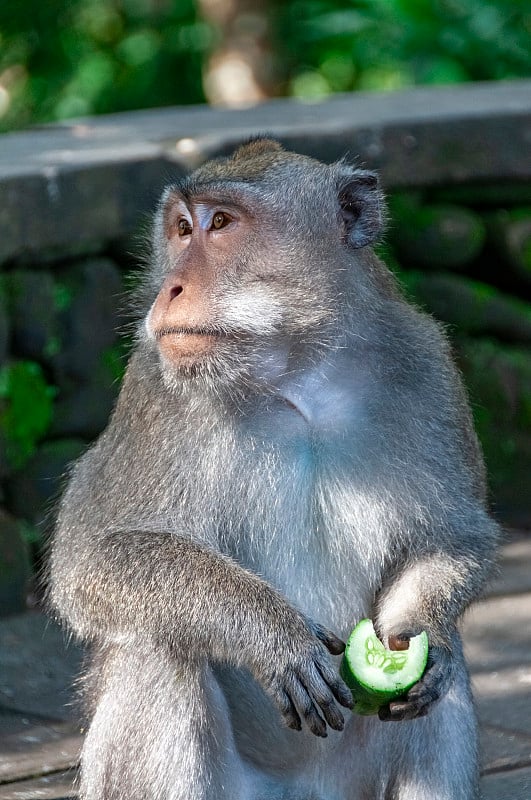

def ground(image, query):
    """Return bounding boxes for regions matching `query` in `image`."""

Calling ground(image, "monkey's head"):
[143,138,385,388]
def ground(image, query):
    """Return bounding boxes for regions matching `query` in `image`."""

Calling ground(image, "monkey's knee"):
[389,685,479,800]
[80,649,250,800]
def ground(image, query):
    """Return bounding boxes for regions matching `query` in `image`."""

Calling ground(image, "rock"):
[4,270,60,363]
[389,196,486,270]
[6,439,86,529]
[0,431,10,481]
[485,208,531,288]
[457,338,531,525]
[51,355,122,439]
[400,271,531,344]
[0,611,83,718]
[0,156,173,266]
[52,258,124,383]
[22,239,108,266]
[431,183,531,208]
[0,509,31,616]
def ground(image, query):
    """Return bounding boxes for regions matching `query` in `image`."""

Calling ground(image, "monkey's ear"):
[336,168,384,248]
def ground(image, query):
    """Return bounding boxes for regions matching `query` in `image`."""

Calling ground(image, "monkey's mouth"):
[154,326,226,340]
[154,326,227,360]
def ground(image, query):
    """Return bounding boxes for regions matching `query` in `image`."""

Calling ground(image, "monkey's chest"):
[216,410,379,632]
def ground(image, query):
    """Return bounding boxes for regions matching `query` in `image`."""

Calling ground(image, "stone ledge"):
[0,721,81,785]
[0,80,530,264]
[482,765,531,800]
[0,769,76,800]
[0,157,177,265]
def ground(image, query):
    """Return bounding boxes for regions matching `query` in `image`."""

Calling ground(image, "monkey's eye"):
[210,212,232,231]
[177,218,192,237]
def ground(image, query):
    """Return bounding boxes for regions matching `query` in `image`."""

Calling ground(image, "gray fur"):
[49,140,498,799]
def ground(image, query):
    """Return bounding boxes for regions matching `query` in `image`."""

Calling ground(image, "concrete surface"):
[0,533,529,799]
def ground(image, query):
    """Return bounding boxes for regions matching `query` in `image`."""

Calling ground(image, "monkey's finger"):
[378,699,429,722]
[378,703,404,721]
[407,647,451,705]
[317,699,344,732]
[288,679,328,738]
[312,623,345,655]
[382,662,445,721]
[299,665,345,731]
[316,658,354,710]
[276,689,302,732]
[407,680,441,705]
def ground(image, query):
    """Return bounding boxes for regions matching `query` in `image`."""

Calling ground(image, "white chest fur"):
[162,350,390,636]
[222,353,384,634]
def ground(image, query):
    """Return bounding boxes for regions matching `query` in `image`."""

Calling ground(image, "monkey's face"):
[145,187,282,374]
[143,138,384,383]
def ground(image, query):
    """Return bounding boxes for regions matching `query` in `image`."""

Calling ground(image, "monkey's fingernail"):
[331,716,344,731]
[388,635,410,651]
[287,719,302,731]
[334,640,346,654]
[337,688,354,708]
[325,636,345,655]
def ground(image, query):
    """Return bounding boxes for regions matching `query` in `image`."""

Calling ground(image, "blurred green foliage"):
[279,0,531,99]
[0,0,209,131]
[0,361,55,470]
[0,0,530,131]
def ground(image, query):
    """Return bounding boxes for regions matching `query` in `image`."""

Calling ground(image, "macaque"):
[49,139,499,800]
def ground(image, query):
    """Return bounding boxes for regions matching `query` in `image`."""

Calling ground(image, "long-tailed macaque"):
[49,139,499,800]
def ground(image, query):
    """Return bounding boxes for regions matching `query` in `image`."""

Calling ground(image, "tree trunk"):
[197,0,278,107]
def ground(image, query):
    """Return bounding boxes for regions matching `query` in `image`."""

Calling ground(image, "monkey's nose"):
[169,285,184,301]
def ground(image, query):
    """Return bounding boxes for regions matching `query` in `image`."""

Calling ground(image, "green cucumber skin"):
[340,659,398,702]
[340,659,401,716]
[340,620,429,716]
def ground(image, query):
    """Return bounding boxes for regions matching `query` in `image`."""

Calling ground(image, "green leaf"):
[0,361,55,470]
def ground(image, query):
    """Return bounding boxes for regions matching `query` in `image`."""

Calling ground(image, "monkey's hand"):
[378,641,454,722]
[258,621,354,738]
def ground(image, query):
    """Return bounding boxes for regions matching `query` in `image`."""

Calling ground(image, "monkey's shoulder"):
[270,314,454,432]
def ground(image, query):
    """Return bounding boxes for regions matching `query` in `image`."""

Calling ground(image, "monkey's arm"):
[47,350,351,737]
[50,510,353,737]
[374,506,498,721]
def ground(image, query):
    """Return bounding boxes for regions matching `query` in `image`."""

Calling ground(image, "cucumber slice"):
[340,619,429,716]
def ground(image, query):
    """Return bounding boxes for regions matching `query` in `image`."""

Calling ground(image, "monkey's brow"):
[171,178,262,205]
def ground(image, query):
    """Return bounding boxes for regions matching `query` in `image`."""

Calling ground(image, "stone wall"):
[1,80,530,613]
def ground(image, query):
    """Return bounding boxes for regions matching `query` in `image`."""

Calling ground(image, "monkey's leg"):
[79,643,250,800]
[385,663,479,800]
[325,653,478,800]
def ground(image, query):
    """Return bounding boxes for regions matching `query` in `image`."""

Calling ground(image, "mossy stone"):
[0,360,55,471]
[389,195,486,270]
[0,509,31,616]
[4,270,60,363]
[400,271,531,344]
[457,338,531,524]
[485,209,531,287]
[6,438,86,529]
[51,354,123,439]
[431,183,531,208]
[52,257,123,383]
